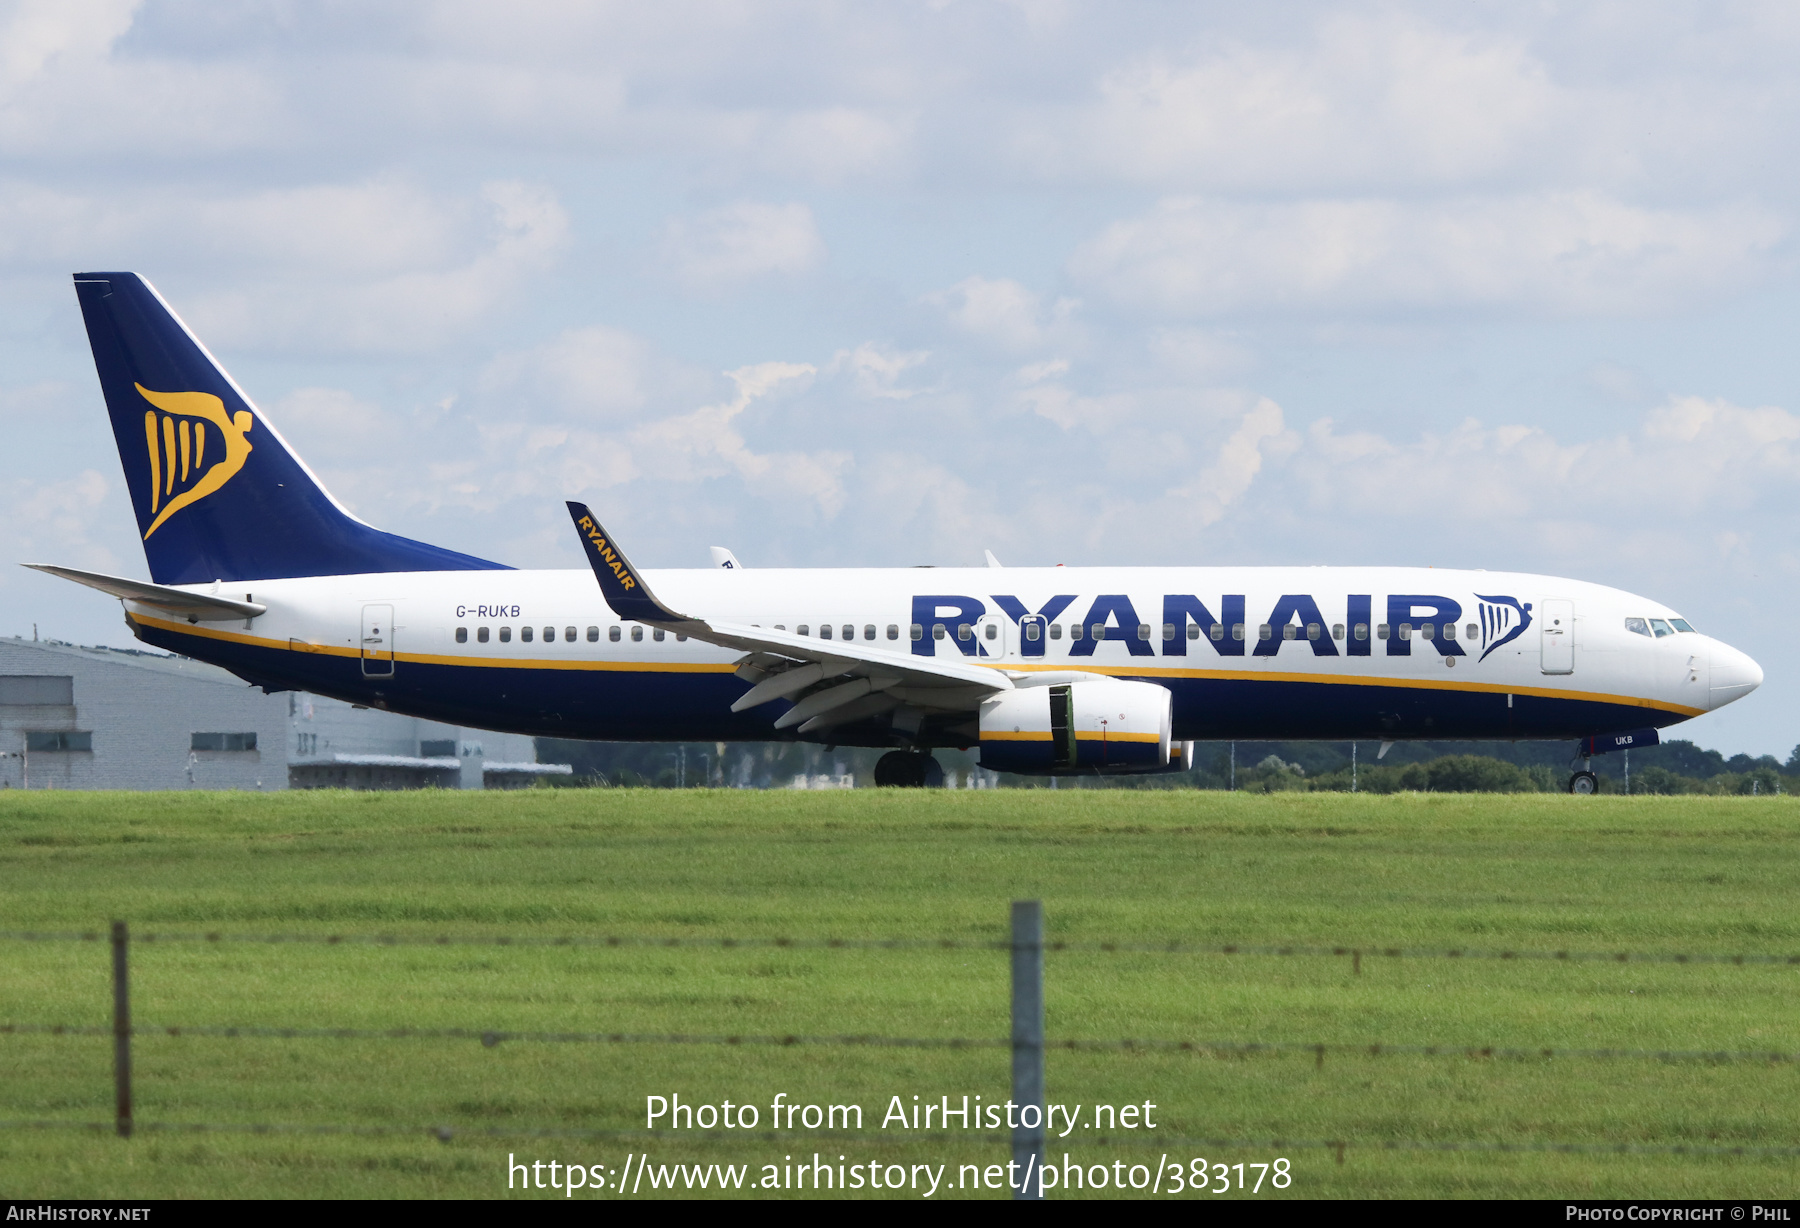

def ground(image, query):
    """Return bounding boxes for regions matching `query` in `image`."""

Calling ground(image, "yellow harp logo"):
[137,383,254,540]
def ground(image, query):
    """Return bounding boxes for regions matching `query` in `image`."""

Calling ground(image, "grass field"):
[2,788,1799,1200]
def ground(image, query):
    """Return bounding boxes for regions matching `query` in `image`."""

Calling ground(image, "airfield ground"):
[2,789,1797,1200]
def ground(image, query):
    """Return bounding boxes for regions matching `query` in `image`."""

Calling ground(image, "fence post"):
[111,920,132,1139]
[1011,899,1044,1200]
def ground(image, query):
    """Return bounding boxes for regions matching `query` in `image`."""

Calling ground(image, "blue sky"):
[3,1,1797,755]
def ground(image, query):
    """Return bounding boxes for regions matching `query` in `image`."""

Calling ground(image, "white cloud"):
[662,202,826,289]
[829,343,929,400]
[477,326,659,422]
[630,362,851,516]
[1168,397,1295,527]
[2,469,118,572]
[1071,192,1787,315]
[932,276,1079,350]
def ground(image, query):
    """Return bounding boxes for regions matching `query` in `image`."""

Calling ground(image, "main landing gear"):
[1568,753,1598,795]
[874,751,945,788]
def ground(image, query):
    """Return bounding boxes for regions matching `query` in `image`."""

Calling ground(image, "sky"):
[2,1,1797,756]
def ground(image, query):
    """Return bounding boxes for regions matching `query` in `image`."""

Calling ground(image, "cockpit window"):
[1670,618,1696,633]
[1624,617,1652,637]
[1648,618,1675,638]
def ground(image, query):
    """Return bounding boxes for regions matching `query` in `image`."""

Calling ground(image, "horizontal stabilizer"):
[24,563,266,622]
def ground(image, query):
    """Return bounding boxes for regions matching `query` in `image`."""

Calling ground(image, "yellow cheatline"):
[124,613,1700,714]
[135,385,255,540]
[982,730,1053,742]
[1075,730,1162,743]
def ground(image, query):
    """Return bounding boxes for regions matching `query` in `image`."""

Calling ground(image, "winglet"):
[566,501,690,624]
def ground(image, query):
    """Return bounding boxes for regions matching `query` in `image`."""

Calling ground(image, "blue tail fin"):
[73,272,507,584]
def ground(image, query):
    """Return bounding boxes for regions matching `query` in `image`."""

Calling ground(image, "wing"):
[565,502,1011,734]
[24,563,266,622]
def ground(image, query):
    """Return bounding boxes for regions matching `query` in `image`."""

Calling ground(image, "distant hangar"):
[0,637,570,791]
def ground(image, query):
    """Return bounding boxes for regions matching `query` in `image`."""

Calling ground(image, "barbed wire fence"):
[4,911,1798,1198]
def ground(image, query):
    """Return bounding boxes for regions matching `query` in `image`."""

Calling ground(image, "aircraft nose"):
[1709,642,1763,710]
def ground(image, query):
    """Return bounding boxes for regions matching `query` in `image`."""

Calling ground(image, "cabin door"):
[1540,599,1574,675]
[361,604,395,677]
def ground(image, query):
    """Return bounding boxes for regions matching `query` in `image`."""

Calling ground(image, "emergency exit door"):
[1540,599,1574,675]
[361,604,395,677]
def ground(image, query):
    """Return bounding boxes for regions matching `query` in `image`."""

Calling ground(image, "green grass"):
[2,789,1798,1199]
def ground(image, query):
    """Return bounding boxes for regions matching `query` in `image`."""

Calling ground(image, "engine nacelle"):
[978,678,1173,775]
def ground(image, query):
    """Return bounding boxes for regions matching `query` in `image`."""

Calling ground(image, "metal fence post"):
[1011,899,1044,1200]
[112,920,132,1138]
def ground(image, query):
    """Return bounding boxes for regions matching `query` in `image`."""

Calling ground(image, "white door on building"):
[1540,599,1574,675]
[361,604,395,677]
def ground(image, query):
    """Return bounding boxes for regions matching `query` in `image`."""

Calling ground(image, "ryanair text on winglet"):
[576,516,638,592]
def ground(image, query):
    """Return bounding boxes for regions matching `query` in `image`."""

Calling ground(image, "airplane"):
[28,272,1764,793]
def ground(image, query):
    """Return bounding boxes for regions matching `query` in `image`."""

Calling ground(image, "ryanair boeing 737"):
[29,273,1763,791]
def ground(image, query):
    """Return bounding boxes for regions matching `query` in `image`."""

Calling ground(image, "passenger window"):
[1376,624,1389,640]
[676,634,687,642]
[1670,618,1695,633]
[958,624,972,641]
[1465,623,1477,640]
[1399,623,1412,640]
[865,625,876,640]
[1332,623,1344,640]
[1210,624,1223,641]
[1025,623,1041,641]
[653,628,665,642]
[932,625,945,640]
[1307,622,1320,640]
[455,627,468,643]
[1070,624,1083,641]
[587,626,599,642]
[477,627,489,643]
[1443,623,1456,640]
[1188,624,1201,641]
[887,625,899,640]
[909,624,922,640]
[1354,623,1367,640]
[1162,623,1176,641]
[1624,617,1652,637]
[1137,624,1151,641]
[1281,624,1295,640]
[1259,624,1273,641]
[1050,624,1063,640]
[1091,623,1105,640]
[844,625,855,640]
[798,625,811,636]
[820,625,833,640]
[775,625,786,631]
[1421,623,1434,640]
[608,626,620,642]
[1232,623,1244,641]
[521,626,533,643]
[499,627,512,643]
[985,623,997,640]
[631,626,643,642]
[546,626,557,642]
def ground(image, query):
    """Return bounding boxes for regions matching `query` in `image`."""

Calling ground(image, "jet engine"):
[978,678,1178,775]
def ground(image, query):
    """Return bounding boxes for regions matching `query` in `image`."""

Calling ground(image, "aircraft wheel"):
[875,751,920,787]
[1568,771,1598,795]
[874,751,944,787]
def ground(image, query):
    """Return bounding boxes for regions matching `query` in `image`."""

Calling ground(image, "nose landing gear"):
[1568,752,1598,795]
